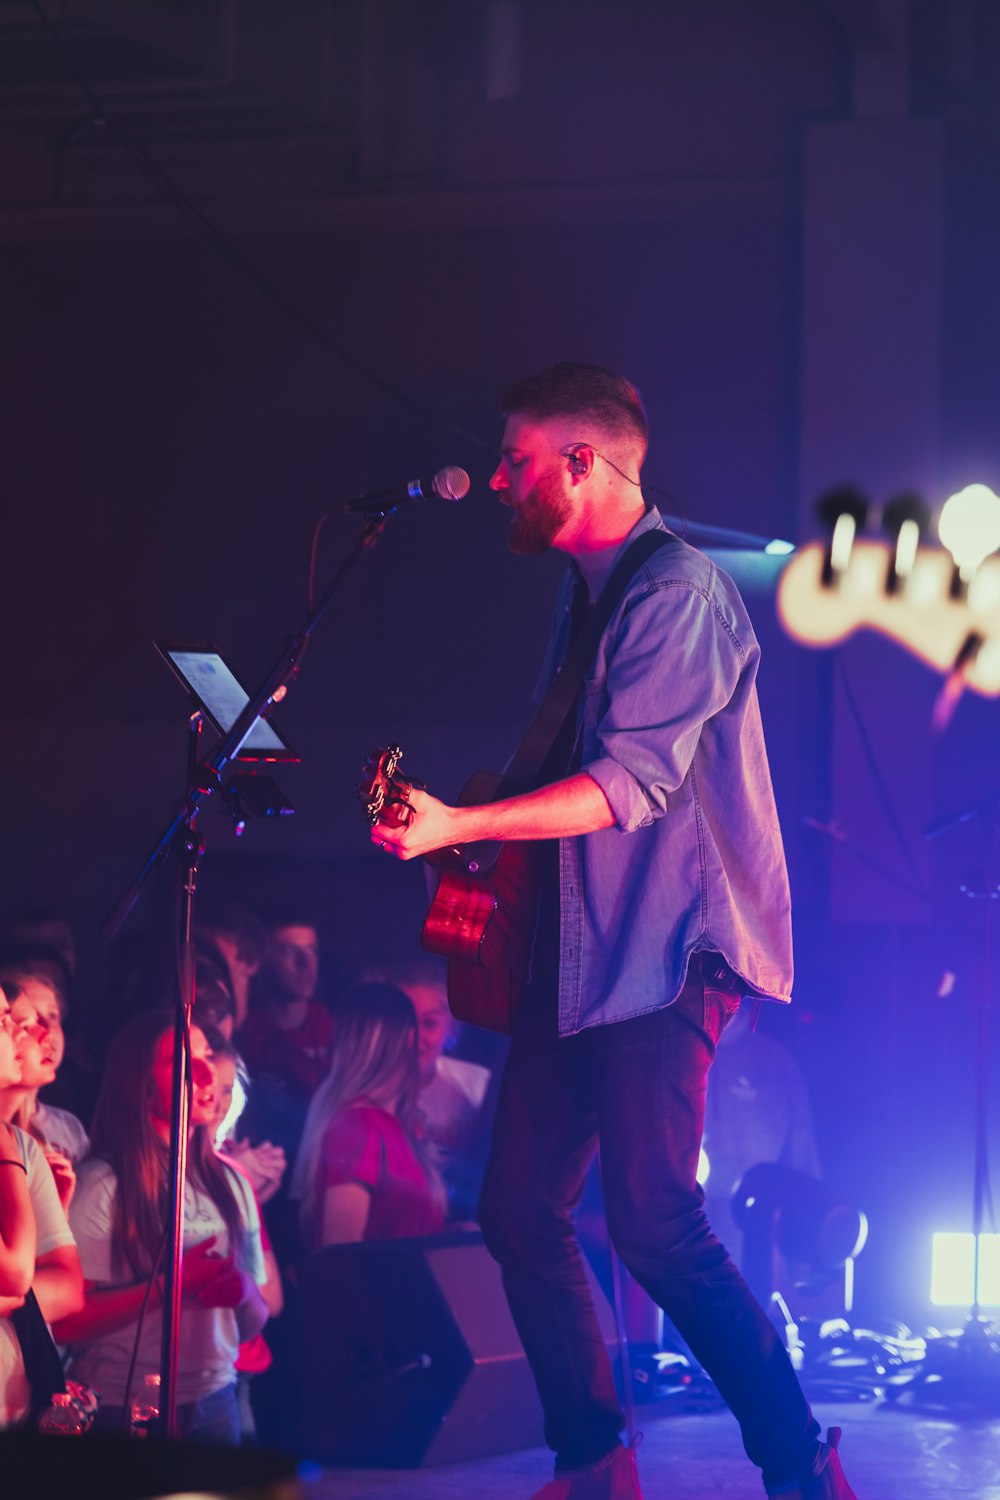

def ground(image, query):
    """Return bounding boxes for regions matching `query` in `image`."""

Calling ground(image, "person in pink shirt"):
[291,984,444,1249]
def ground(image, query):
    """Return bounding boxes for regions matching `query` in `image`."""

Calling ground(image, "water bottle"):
[38,1391,86,1435]
[129,1372,161,1438]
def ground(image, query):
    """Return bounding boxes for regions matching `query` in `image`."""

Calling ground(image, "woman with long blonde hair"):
[291,983,444,1250]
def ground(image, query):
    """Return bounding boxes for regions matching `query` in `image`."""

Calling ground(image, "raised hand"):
[195,1261,250,1309]
[231,1139,287,1203]
[180,1235,231,1299]
[180,1234,251,1309]
[43,1149,76,1214]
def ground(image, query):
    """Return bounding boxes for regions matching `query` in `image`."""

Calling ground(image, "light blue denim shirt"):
[540,506,793,1035]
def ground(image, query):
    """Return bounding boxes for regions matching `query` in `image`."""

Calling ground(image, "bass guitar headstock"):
[777,485,1000,713]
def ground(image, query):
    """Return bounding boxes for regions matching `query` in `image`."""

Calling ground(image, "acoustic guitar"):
[359,746,537,1034]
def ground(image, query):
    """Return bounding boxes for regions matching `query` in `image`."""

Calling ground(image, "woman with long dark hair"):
[52,1011,268,1442]
[291,983,445,1249]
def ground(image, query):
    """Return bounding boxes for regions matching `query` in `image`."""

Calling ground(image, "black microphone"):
[340,466,471,514]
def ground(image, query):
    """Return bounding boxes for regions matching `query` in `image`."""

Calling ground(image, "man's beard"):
[506,468,573,556]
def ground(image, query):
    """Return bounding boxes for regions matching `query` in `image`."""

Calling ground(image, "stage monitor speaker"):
[299,1228,614,1467]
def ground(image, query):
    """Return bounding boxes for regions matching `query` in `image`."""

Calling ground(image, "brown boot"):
[529,1444,643,1500]
[765,1427,859,1499]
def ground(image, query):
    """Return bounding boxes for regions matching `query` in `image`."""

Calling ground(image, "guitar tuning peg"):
[882,492,929,536]
[938,484,1000,589]
[881,492,929,594]
[816,485,869,530]
[816,486,869,584]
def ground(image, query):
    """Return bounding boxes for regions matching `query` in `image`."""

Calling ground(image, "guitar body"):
[419,771,539,1034]
[359,752,539,1035]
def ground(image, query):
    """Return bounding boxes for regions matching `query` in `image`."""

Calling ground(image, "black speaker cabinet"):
[299,1229,614,1467]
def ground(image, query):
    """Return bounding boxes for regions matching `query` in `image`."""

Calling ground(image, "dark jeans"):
[478,957,820,1488]
[93,1382,240,1444]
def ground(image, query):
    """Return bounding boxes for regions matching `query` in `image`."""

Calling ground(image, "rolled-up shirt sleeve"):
[584,579,747,833]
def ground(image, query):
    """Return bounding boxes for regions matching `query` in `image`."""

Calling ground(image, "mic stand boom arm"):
[104,514,388,1439]
[105,514,387,937]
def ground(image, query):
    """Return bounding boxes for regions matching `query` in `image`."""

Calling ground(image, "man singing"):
[374,363,856,1500]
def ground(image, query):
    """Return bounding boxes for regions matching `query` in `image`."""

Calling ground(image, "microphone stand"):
[909,798,1000,1411]
[104,511,390,1438]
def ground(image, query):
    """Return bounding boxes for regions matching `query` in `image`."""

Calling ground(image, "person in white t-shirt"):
[53,1011,268,1443]
[0,984,82,1429]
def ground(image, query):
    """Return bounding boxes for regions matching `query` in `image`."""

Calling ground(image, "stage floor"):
[308,1400,1000,1499]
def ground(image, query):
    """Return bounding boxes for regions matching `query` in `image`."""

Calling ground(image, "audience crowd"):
[0,897,501,1444]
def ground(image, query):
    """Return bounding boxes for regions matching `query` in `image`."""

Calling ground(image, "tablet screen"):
[157,645,297,762]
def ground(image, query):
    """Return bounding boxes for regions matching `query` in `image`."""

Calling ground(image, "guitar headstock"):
[777,487,1000,699]
[359,744,422,828]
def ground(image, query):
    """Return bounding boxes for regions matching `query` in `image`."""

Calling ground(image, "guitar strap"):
[498,527,676,796]
[10,1286,66,1425]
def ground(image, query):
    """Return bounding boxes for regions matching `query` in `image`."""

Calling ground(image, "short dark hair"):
[194,896,265,966]
[192,941,236,1032]
[500,362,649,463]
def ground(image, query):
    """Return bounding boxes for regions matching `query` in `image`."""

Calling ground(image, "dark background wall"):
[2,0,1000,1326]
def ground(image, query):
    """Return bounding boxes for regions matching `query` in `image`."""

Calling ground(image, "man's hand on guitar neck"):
[372,772,616,860]
[372,786,461,860]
